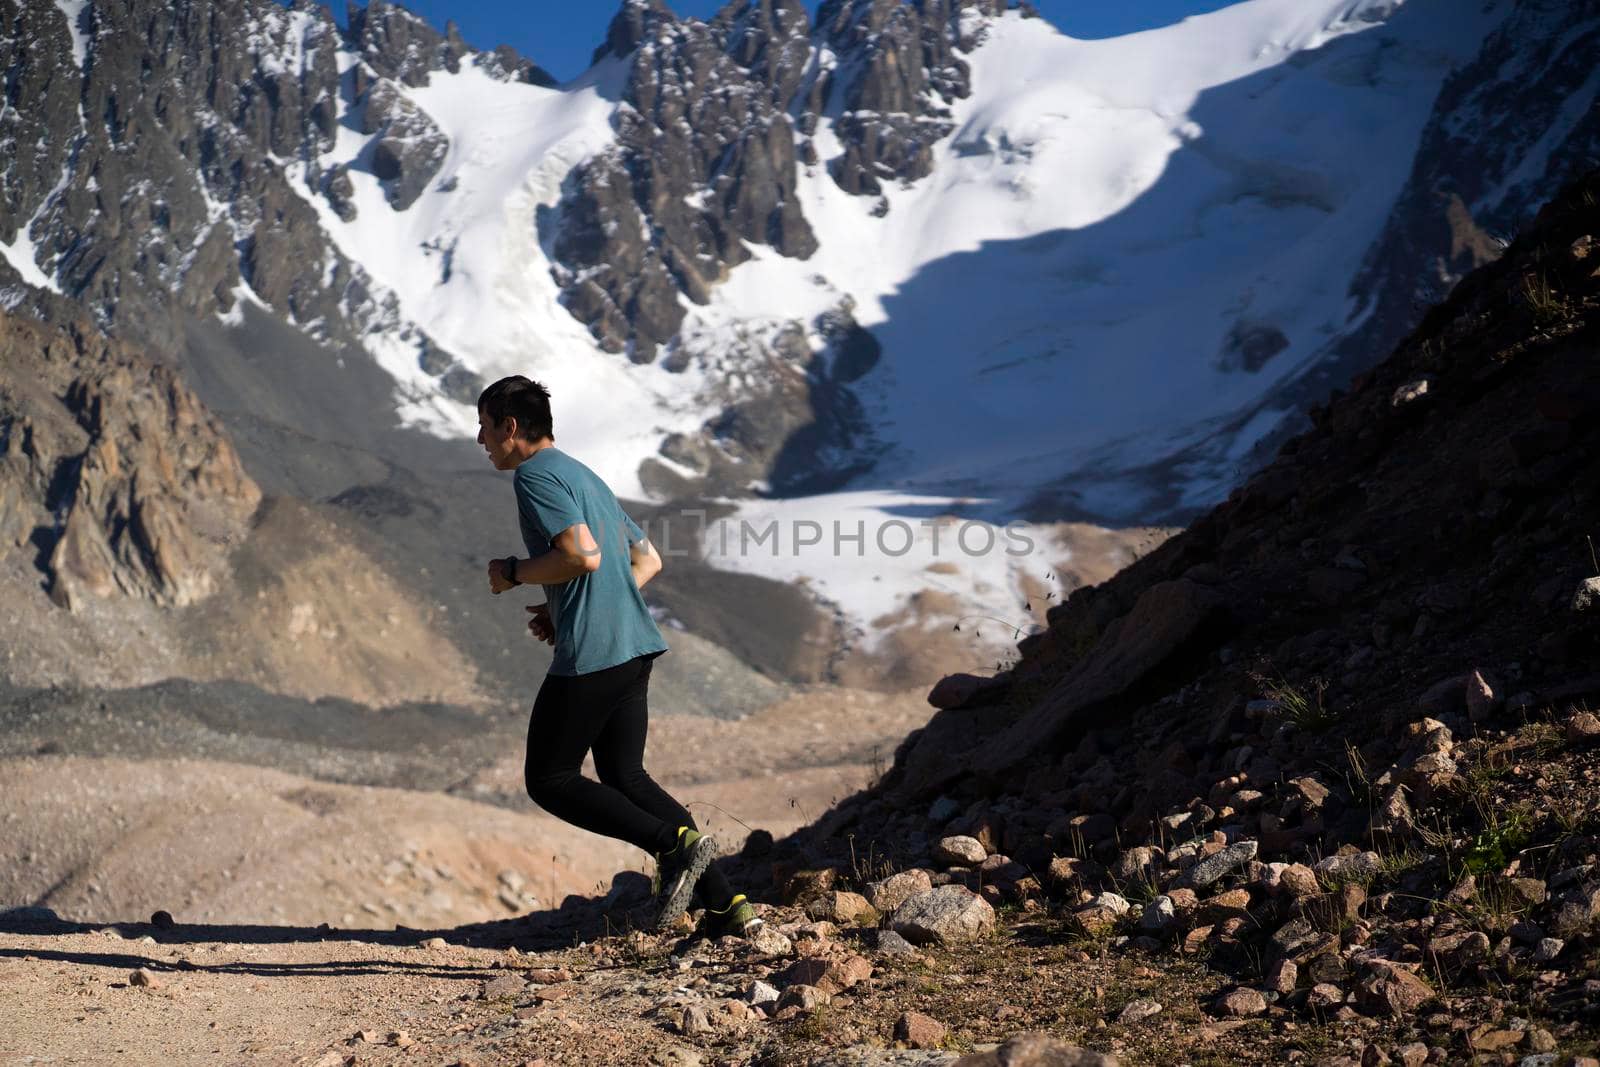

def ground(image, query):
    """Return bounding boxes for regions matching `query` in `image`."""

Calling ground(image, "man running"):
[476,375,760,936]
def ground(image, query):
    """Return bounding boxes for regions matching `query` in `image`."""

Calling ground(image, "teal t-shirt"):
[513,446,669,676]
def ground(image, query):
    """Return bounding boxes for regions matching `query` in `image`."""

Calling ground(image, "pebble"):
[867,870,934,914]
[677,1004,713,1037]
[481,974,525,999]
[776,984,829,1011]
[1265,959,1297,995]
[1117,998,1163,1024]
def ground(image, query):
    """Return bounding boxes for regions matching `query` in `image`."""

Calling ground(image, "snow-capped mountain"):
[1,0,1595,650]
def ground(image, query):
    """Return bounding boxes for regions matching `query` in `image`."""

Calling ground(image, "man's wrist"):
[503,556,521,585]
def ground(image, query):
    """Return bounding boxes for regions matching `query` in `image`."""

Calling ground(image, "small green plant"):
[1116,869,1163,906]
[1340,739,1375,809]
[1250,671,1338,731]
[1463,806,1532,877]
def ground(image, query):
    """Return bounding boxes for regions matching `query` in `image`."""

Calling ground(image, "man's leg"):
[591,654,737,910]
[524,661,679,855]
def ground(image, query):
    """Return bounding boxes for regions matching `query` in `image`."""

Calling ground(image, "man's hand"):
[487,558,516,595]
[525,603,555,646]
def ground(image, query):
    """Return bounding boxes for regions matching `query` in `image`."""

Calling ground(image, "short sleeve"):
[622,510,646,547]
[516,469,585,543]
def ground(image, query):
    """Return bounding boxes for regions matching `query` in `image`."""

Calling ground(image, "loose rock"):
[893,886,996,945]
[933,836,988,867]
[895,1011,947,1049]
[1180,840,1258,889]
[1217,987,1267,1017]
[1117,998,1162,1024]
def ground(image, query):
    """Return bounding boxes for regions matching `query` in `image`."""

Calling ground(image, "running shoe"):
[703,893,763,938]
[652,827,718,931]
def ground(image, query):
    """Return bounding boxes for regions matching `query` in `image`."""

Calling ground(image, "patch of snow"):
[54,0,90,68]
[693,490,1059,653]
[215,279,270,328]
[0,221,60,295]
[0,155,74,295]
[679,0,1503,526]
[284,53,718,498]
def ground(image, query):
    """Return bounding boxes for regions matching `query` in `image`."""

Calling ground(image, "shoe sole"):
[654,835,718,931]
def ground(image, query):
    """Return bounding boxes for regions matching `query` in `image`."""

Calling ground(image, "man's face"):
[477,408,519,470]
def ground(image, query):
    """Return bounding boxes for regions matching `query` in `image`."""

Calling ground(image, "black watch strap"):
[503,556,521,586]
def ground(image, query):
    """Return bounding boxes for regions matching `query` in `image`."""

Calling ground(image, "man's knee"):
[525,765,577,810]
[595,760,649,795]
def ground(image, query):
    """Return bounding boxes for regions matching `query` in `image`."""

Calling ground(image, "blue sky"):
[347,1,1243,83]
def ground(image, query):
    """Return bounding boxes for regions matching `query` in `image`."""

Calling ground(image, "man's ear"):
[501,415,519,440]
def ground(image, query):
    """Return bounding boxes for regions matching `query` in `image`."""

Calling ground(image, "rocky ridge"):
[554,0,1006,360]
[0,0,555,403]
[0,311,259,611]
[683,169,1600,1061]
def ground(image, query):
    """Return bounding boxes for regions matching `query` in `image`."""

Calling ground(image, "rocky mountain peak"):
[594,0,678,66]
[548,0,1013,363]
[347,0,556,89]
[347,0,468,87]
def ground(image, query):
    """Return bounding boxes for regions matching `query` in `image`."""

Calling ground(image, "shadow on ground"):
[0,900,664,976]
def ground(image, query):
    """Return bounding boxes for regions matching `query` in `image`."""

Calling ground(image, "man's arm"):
[492,524,601,592]
[630,536,662,590]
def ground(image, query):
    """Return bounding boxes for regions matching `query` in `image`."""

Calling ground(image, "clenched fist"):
[526,603,554,646]
[487,557,516,595]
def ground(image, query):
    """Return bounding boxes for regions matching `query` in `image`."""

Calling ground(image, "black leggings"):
[524,651,732,908]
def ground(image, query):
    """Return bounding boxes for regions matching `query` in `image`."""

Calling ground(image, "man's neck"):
[509,437,555,467]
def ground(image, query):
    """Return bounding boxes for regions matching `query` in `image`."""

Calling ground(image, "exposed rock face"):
[0,313,260,611]
[349,0,555,87]
[553,0,819,361]
[637,318,876,498]
[361,80,450,211]
[550,0,1005,360]
[348,0,466,87]
[0,0,543,402]
[812,0,1004,197]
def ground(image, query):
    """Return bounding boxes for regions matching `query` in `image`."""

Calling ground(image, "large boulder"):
[361,80,449,211]
[892,886,995,946]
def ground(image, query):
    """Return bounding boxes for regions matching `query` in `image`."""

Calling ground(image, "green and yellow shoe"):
[703,893,763,938]
[652,826,719,931]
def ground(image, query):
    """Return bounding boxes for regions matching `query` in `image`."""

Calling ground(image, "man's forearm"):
[632,560,658,590]
[513,549,592,586]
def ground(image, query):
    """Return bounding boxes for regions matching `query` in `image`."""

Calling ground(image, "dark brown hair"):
[478,376,554,441]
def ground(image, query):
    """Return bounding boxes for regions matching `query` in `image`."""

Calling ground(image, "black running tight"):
[524,651,732,908]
